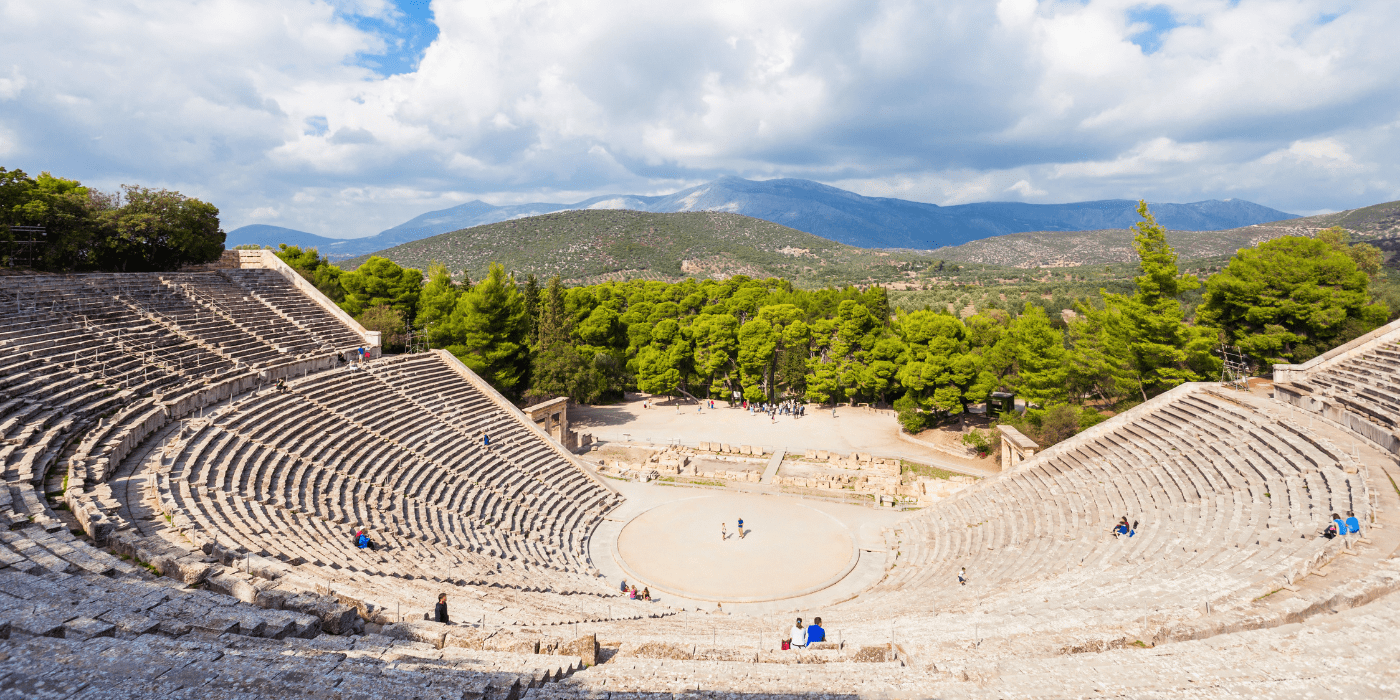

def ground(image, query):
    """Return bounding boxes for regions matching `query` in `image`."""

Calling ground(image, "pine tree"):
[522,273,540,344]
[417,262,459,348]
[442,262,529,395]
[1099,201,1218,401]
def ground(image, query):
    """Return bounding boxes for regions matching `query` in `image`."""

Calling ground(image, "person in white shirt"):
[789,618,807,648]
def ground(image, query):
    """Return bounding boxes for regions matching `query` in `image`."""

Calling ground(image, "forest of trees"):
[6,163,1386,450]
[0,167,224,271]
[273,202,1390,448]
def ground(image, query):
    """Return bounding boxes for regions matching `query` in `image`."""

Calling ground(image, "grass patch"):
[682,478,726,487]
[1130,640,1149,648]
[1254,588,1282,602]
[900,460,967,481]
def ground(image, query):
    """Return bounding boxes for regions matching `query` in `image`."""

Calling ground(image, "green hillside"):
[926,200,1400,268]
[339,209,936,287]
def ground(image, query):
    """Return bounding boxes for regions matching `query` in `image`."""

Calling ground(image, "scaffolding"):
[1218,345,1253,391]
[3,225,44,268]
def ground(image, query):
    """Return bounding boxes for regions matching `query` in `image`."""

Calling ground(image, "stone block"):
[740,445,752,455]
[62,618,115,641]
[284,593,357,635]
[817,450,830,460]
[620,640,692,660]
[170,556,215,585]
[851,643,895,662]
[561,633,598,666]
[721,444,731,453]
[446,627,488,650]
[485,632,541,654]
[383,620,447,648]
[205,571,261,605]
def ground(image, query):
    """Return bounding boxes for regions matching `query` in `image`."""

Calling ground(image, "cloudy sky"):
[2,0,1397,238]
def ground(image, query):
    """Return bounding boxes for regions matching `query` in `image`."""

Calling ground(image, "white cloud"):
[1007,179,1048,198]
[1,0,1399,236]
[1260,138,1357,170]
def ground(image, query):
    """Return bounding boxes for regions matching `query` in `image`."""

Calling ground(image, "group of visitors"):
[743,399,805,421]
[783,617,826,649]
[1323,511,1362,539]
[1112,516,1137,538]
[620,580,652,601]
[720,518,746,541]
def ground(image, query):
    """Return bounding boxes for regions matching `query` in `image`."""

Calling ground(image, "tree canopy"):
[1198,229,1387,367]
[2,167,224,271]
[243,203,1393,435]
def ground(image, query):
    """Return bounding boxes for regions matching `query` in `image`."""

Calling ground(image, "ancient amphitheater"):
[1,249,1398,698]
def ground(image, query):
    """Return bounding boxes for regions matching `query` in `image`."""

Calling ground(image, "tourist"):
[958,567,967,586]
[435,593,449,624]
[354,529,374,550]
[1112,517,1130,538]
[1332,513,1347,537]
[721,522,727,541]
[641,587,651,602]
[1345,511,1361,535]
[1323,522,1339,539]
[628,585,638,599]
[620,579,628,593]
[789,618,807,648]
[807,617,826,644]
[737,517,745,539]
[483,433,490,448]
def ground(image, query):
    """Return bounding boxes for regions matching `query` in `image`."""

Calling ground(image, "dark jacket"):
[435,602,449,624]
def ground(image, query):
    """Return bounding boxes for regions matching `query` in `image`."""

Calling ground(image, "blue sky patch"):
[347,0,439,77]
[1127,5,1181,55]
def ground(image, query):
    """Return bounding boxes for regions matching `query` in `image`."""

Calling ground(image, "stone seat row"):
[855,386,1365,625]
[0,624,581,699]
[176,386,601,564]
[221,269,368,350]
[163,429,587,577]
[154,463,658,628]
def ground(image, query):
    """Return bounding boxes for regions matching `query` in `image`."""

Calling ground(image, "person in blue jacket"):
[806,617,826,644]
[1345,511,1361,535]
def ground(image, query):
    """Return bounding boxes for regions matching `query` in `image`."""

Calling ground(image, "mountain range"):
[226,176,1298,257]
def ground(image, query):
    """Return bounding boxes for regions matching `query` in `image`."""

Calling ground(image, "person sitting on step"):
[1345,511,1361,535]
[789,618,807,648]
[354,529,375,550]
[807,617,826,644]
[1332,513,1347,538]
[1322,522,1339,539]
[435,593,449,624]
[1112,517,1130,538]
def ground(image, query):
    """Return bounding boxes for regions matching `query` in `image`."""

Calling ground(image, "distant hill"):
[225,224,350,252]
[338,210,935,288]
[225,177,1299,255]
[926,200,1400,268]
